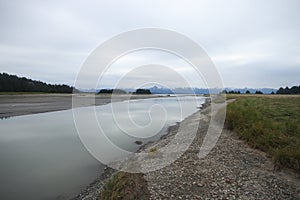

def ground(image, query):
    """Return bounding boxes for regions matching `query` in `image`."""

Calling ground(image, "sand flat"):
[0,94,159,118]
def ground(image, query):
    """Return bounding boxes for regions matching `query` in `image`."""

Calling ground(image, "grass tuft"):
[100,172,149,200]
[149,147,157,153]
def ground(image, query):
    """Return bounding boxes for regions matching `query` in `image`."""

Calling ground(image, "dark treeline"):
[222,90,264,94]
[134,89,151,94]
[98,88,152,95]
[0,73,75,93]
[277,86,300,94]
[222,86,300,95]
[226,90,241,94]
[98,89,126,94]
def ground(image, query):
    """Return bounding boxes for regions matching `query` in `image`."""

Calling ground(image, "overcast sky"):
[0,0,299,88]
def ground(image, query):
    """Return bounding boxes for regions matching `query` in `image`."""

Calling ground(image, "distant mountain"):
[91,86,278,94]
[0,72,76,93]
[78,88,99,93]
[148,87,222,94]
[147,87,277,94]
[149,86,174,94]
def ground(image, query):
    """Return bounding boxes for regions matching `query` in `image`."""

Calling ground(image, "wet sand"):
[0,94,159,118]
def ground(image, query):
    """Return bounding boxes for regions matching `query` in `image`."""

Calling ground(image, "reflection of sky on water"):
[0,96,204,200]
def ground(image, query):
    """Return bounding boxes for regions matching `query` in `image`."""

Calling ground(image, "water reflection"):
[0,96,205,200]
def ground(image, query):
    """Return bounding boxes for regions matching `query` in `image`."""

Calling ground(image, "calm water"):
[0,96,204,200]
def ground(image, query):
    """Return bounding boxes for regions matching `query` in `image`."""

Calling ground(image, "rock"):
[135,140,143,145]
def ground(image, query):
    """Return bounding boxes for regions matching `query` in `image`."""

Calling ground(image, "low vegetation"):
[225,95,300,173]
[100,172,149,200]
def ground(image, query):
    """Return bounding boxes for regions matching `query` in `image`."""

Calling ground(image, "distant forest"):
[0,73,76,93]
[277,86,300,94]
[98,89,126,94]
[134,89,151,94]
[222,86,300,95]
[98,88,151,95]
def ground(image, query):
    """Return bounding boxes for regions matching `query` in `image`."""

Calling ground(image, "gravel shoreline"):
[145,113,300,199]
[74,100,300,200]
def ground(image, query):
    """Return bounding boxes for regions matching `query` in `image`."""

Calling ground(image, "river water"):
[0,96,204,199]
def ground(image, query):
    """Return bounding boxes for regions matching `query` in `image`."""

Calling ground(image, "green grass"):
[225,95,300,172]
[100,172,149,200]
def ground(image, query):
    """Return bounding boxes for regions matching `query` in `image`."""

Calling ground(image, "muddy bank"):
[0,94,159,118]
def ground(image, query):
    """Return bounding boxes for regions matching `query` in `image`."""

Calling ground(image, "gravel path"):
[144,106,300,199]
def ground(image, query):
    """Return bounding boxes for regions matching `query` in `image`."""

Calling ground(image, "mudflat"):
[0,94,158,118]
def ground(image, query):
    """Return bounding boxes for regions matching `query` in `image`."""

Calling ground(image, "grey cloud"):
[0,0,299,88]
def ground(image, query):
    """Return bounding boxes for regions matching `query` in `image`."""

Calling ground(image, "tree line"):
[276,86,300,94]
[98,89,127,94]
[98,88,151,95]
[134,89,151,94]
[222,85,300,95]
[222,90,264,94]
[0,73,75,93]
